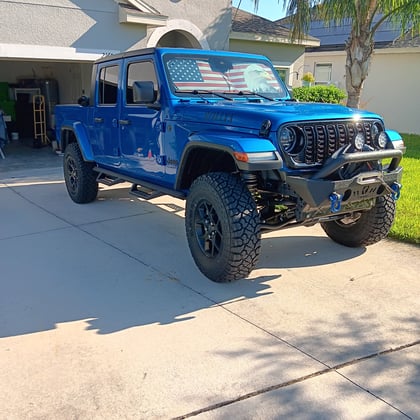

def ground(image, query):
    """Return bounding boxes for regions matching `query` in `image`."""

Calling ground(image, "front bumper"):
[284,149,404,222]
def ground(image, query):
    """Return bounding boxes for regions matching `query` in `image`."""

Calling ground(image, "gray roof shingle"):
[232,7,318,42]
[277,14,419,51]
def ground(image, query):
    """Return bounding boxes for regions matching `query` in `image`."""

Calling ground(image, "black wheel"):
[321,194,396,247]
[63,142,98,203]
[185,172,261,282]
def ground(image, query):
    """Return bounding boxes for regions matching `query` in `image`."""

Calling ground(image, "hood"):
[172,100,382,132]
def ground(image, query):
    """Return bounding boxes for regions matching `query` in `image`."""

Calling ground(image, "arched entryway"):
[157,30,200,48]
[147,19,210,49]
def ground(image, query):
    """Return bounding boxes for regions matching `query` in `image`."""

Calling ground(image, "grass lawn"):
[388,133,420,244]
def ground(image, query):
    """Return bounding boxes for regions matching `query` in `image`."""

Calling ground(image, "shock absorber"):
[242,171,259,199]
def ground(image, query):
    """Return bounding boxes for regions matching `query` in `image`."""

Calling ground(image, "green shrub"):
[292,85,347,104]
[389,133,420,244]
[302,72,315,84]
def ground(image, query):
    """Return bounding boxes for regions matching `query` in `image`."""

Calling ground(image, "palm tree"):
[251,0,420,108]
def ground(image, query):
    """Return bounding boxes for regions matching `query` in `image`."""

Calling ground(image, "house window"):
[314,63,332,85]
[275,67,287,83]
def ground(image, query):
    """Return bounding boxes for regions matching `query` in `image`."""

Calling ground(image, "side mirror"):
[78,95,90,106]
[133,81,156,104]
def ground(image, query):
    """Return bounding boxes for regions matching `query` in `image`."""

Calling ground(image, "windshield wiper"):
[174,89,233,101]
[237,90,276,102]
[237,91,297,103]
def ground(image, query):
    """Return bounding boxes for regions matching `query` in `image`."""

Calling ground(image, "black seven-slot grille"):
[284,119,384,166]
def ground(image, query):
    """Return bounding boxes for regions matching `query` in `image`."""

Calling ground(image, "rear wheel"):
[321,195,396,247]
[185,172,261,282]
[64,142,98,203]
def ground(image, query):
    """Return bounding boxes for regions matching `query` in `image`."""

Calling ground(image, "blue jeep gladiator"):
[55,47,404,282]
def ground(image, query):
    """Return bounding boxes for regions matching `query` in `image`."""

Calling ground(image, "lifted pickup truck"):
[55,47,404,282]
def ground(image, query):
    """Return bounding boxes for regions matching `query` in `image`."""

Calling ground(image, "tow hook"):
[329,192,342,213]
[391,182,402,200]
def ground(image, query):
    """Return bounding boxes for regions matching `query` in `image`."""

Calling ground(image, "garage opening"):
[0,59,92,170]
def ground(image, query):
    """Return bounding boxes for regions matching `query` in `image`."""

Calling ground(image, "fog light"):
[353,133,365,151]
[377,131,388,149]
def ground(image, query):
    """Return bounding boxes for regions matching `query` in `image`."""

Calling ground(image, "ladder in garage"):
[33,94,50,146]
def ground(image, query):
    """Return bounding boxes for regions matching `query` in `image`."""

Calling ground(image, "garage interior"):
[0,59,92,168]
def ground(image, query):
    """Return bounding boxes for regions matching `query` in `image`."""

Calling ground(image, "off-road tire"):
[64,142,98,204]
[321,194,396,247]
[185,172,261,282]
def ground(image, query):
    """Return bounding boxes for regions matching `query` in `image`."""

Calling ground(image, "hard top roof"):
[94,47,271,64]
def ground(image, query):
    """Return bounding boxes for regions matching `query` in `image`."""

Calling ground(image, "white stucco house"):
[0,0,231,104]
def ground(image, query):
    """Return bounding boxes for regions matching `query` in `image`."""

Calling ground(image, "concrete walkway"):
[0,165,419,419]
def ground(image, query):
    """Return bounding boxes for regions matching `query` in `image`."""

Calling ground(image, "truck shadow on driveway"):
[0,181,367,338]
[259,233,365,269]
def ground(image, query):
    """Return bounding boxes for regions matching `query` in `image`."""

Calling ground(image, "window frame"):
[125,59,159,106]
[98,64,120,106]
[314,63,332,86]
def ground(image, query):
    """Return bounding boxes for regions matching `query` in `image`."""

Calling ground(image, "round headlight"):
[377,131,388,149]
[353,133,365,151]
[371,122,380,140]
[279,127,296,152]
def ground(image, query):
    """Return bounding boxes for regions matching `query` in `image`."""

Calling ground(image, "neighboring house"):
[278,16,420,134]
[230,8,319,86]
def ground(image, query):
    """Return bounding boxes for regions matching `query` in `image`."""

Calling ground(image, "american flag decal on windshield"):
[167,59,204,83]
[167,58,280,92]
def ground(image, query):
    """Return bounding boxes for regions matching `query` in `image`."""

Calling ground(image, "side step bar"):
[96,172,125,186]
[130,184,162,200]
[93,167,186,200]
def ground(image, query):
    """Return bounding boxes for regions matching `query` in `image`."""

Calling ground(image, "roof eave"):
[230,31,320,47]
[125,0,160,14]
[118,6,168,26]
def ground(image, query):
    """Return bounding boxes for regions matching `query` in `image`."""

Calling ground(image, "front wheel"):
[185,172,261,282]
[63,142,98,203]
[321,194,396,247]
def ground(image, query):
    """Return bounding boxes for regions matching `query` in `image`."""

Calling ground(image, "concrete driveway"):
[1,166,419,419]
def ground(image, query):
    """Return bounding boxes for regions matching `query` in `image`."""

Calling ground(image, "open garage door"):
[0,59,93,142]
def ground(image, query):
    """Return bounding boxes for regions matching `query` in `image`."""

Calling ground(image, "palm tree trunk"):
[344,27,374,109]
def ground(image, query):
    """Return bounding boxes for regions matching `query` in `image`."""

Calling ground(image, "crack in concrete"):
[173,337,419,419]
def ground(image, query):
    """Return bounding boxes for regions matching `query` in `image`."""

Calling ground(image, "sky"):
[232,0,287,21]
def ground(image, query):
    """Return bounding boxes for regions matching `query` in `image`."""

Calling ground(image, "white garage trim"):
[0,43,120,62]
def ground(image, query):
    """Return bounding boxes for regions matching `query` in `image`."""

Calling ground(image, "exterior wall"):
[0,0,133,55]
[302,51,347,89]
[304,49,420,134]
[362,49,420,135]
[148,0,231,50]
[0,0,231,57]
[288,54,305,87]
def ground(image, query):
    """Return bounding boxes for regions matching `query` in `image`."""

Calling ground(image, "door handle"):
[94,117,103,123]
[119,119,131,125]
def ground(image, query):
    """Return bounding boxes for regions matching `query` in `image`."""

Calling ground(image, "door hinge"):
[157,121,166,132]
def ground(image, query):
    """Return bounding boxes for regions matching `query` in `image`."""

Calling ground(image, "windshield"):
[163,53,288,99]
